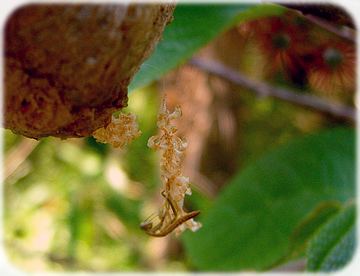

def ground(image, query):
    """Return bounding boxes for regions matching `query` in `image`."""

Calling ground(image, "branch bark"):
[189,58,356,122]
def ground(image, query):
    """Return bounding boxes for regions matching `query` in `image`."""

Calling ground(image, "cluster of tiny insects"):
[92,98,200,237]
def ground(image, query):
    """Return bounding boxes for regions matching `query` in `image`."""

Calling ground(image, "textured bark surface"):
[5,4,174,139]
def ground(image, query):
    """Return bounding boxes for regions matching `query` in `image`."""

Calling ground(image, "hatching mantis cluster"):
[139,99,201,237]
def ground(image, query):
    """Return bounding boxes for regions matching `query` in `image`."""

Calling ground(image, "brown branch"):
[305,14,355,43]
[4,138,38,180]
[280,3,356,42]
[271,258,306,272]
[189,58,356,122]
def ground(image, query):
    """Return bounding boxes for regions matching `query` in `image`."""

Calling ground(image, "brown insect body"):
[143,210,200,237]
[140,190,200,237]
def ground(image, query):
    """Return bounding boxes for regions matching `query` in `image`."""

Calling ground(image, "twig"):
[4,138,38,180]
[305,15,355,43]
[271,258,306,272]
[189,58,356,122]
[279,3,356,42]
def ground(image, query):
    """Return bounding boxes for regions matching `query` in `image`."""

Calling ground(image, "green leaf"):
[307,203,356,272]
[286,201,342,261]
[129,4,285,91]
[271,200,342,268]
[182,128,355,271]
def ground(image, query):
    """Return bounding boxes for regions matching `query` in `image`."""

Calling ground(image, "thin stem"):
[305,14,355,42]
[189,58,356,122]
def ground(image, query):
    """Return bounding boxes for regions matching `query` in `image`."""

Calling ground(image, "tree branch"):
[189,58,356,122]
[304,14,355,43]
[280,4,356,42]
[4,138,38,180]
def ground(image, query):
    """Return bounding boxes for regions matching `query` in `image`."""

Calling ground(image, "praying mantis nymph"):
[140,210,200,237]
[140,191,200,237]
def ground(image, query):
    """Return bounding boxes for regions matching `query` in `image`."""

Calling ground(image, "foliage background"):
[3,3,356,272]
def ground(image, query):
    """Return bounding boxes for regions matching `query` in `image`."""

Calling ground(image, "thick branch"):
[189,58,356,122]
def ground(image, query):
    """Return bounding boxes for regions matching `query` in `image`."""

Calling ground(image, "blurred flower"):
[247,13,313,84]
[308,42,355,95]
